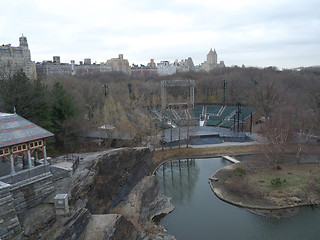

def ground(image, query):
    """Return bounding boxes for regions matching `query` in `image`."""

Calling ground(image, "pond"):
[156,156,320,240]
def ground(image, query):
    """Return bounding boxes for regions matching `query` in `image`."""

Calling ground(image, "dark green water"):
[156,157,320,240]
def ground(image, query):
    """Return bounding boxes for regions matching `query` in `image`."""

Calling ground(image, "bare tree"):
[260,107,295,168]
[294,109,317,163]
[251,80,282,119]
[98,96,133,146]
[0,60,20,80]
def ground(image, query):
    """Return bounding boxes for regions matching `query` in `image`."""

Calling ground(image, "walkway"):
[190,140,259,148]
[222,155,240,163]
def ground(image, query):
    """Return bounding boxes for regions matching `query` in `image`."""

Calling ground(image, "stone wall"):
[10,172,54,214]
[0,164,50,184]
[0,165,54,239]
[0,181,21,240]
[50,165,73,181]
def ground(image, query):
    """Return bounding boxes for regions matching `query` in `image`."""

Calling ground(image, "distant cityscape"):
[0,35,225,80]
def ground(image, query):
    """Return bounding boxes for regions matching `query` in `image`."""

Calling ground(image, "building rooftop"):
[0,113,54,148]
[0,113,15,117]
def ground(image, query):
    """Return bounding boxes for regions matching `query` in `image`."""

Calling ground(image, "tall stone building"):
[174,57,195,72]
[200,48,225,71]
[106,54,130,74]
[0,35,37,80]
[36,59,73,78]
[130,59,157,79]
[157,61,177,76]
[36,57,112,78]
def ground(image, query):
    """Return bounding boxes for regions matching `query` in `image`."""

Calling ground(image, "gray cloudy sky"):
[1,0,319,68]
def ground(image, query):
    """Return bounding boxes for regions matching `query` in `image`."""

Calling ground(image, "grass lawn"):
[252,164,318,195]
[230,162,320,206]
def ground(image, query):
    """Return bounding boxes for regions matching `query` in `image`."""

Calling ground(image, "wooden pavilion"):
[0,113,54,175]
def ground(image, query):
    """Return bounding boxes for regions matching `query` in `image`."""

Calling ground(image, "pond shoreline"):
[209,161,320,215]
[152,144,320,218]
[156,152,320,239]
[152,143,264,173]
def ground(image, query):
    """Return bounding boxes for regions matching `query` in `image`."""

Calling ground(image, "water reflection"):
[157,156,320,240]
[156,159,199,204]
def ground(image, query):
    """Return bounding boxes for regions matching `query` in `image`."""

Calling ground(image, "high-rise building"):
[207,48,217,66]
[157,61,177,76]
[84,58,91,65]
[131,59,157,79]
[53,56,61,64]
[174,57,195,72]
[106,54,130,74]
[200,48,224,71]
[0,35,37,80]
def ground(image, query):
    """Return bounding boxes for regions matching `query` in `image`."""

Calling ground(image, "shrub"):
[270,177,282,187]
[233,167,246,177]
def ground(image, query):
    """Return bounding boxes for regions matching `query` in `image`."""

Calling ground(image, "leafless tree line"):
[1,66,319,154]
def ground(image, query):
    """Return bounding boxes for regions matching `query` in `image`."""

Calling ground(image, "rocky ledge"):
[18,148,175,239]
[72,147,175,239]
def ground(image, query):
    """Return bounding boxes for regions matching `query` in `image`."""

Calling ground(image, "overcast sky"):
[1,0,319,69]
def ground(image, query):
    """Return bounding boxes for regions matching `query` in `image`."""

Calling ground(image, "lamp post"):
[103,84,108,97]
[223,80,227,105]
[237,102,242,132]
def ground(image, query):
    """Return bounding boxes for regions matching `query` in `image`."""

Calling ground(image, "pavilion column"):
[10,154,16,174]
[35,150,38,162]
[27,150,33,168]
[43,145,47,164]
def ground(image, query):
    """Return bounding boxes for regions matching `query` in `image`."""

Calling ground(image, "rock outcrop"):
[20,206,90,240]
[16,148,175,239]
[111,175,174,232]
[80,214,138,240]
[69,147,175,239]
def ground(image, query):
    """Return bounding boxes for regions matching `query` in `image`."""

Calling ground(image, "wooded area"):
[0,66,319,155]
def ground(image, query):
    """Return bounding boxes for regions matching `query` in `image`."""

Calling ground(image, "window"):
[0,148,9,157]
[29,140,44,149]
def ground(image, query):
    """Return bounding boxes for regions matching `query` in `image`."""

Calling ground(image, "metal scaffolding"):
[161,80,195,108]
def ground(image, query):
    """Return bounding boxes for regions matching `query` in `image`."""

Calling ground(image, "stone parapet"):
[0,165,54,239]
[50,165,73,181]
[0,164,50,185]
[0,181,21,240]
[10,172,54,215]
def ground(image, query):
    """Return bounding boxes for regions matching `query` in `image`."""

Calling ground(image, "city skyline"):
[1,0,319,69]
